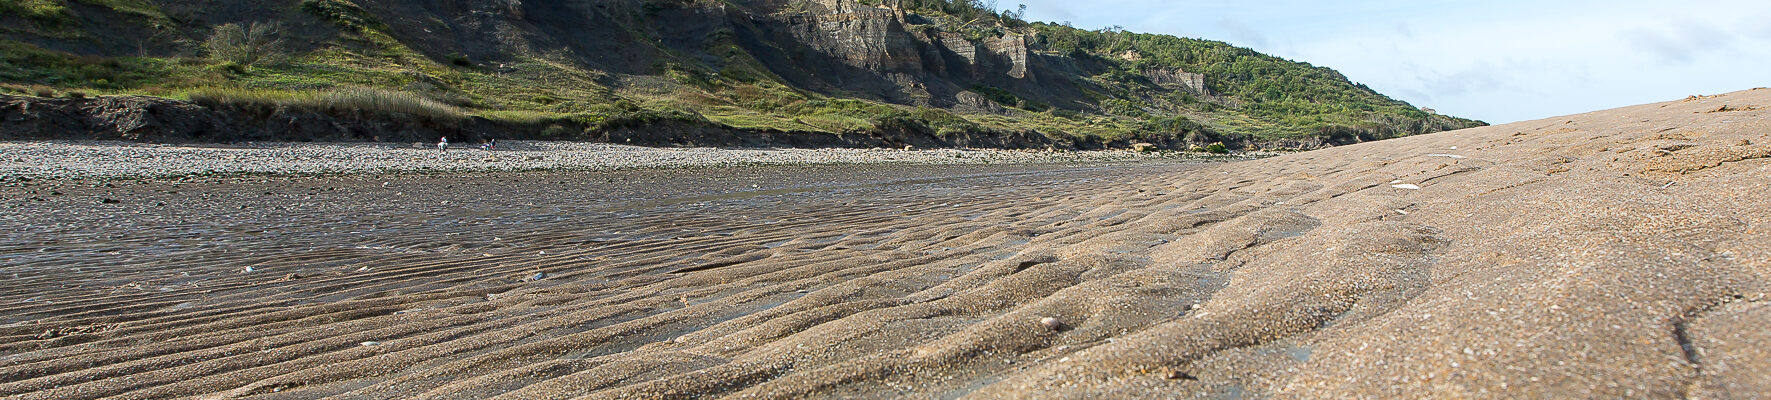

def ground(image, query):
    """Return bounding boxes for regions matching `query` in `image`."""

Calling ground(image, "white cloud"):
[1621,21,1738,65]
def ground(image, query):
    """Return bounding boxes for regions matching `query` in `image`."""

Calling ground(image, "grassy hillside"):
[0,0,1484,148]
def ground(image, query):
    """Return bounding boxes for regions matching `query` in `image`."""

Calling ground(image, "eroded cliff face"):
[1145,68,1209,95]
[786,0,925,73]
[986,34,1032,81]
[5,0,1084,116]
[728,0,1055,108]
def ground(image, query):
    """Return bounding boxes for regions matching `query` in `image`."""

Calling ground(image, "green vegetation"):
[1027,22,1480,139]
[0,0,1482,149]
[187,87,463,120]
[0,39,214,90]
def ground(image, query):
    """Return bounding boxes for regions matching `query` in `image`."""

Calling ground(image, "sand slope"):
[2,89,1769,399]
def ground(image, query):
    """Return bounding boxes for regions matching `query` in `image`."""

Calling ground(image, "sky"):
[1014,0,1771,124]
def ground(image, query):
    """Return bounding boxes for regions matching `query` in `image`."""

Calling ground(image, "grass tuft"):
[188,87,463,120]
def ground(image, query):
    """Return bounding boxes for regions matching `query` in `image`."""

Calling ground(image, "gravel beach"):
[0,140,1224,180]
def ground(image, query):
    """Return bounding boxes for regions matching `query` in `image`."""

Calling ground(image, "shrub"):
[868,111,932,135]
[971,85,1019,107]
[203,22,286,68]
[1140,116,1202,134]
[1101,98,1148,118]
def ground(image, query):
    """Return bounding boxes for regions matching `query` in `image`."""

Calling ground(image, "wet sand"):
[2,88,1770,399]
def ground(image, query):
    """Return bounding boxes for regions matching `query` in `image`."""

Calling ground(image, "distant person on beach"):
[438,137,448,152]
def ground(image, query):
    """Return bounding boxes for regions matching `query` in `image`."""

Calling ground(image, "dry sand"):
[2,88,1769,399]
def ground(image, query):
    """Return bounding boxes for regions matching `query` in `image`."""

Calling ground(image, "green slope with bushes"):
[0,0,1484,148]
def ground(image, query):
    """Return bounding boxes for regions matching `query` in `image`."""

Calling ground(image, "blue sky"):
[1016,0,1771,123]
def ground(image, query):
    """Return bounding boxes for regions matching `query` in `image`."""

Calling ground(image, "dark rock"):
[1163,369,1197,380]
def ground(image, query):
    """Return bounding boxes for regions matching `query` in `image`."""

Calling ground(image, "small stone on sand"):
[1040,317,1063,330]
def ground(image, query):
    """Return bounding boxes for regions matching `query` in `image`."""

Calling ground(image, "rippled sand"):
[2,89,1769,399]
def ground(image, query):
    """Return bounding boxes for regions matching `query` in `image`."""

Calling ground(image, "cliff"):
[0,0,1484,148]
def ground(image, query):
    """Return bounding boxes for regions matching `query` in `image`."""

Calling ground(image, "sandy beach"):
[2,88,1768,399]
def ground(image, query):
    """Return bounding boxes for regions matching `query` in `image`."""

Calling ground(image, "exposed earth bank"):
[0,89,1768,399]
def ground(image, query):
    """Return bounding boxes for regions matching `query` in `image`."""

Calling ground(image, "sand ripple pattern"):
[4,88,1771,398]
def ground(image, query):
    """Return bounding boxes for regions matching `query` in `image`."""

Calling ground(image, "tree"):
[1002,3,1027,27]
[204,22,286,68]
